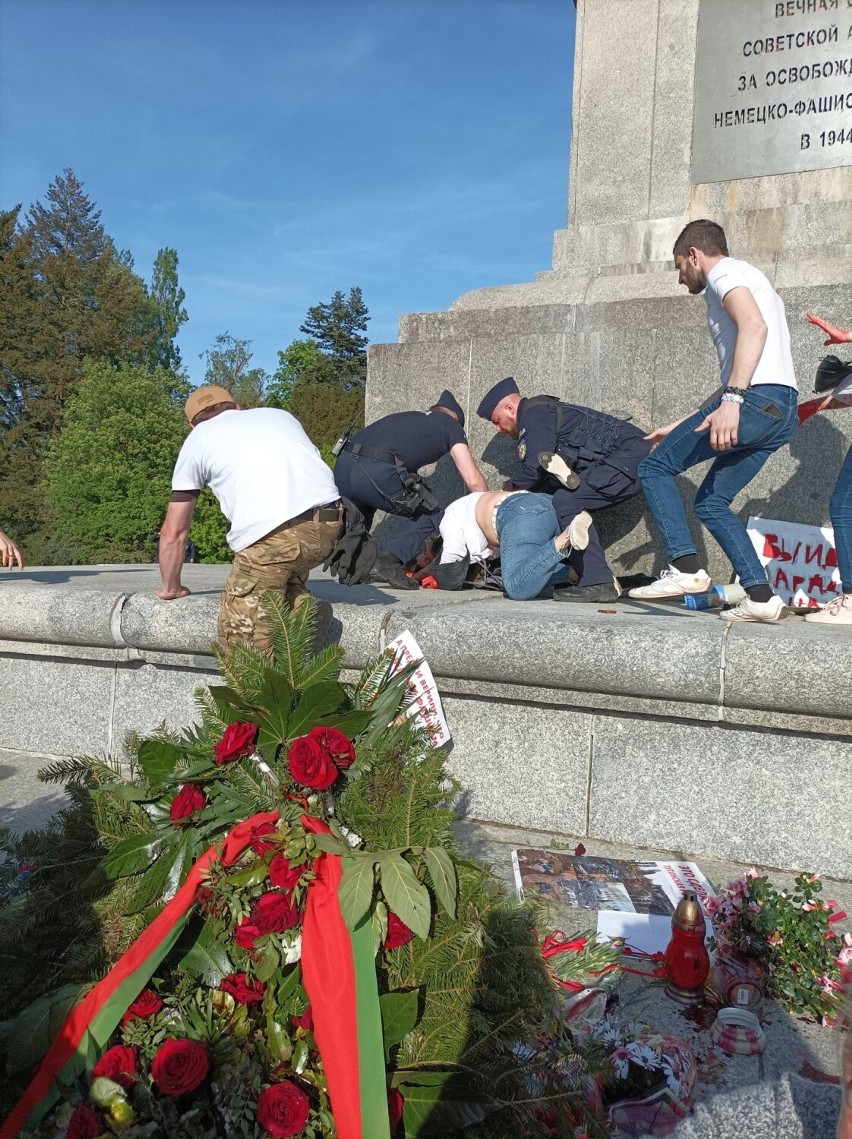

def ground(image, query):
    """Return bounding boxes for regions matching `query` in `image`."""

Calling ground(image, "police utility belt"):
[525,395,635,480]
[341,442,440,516]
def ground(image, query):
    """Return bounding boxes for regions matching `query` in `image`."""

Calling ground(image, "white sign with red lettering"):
[747,516,840,608]
[386,630,451,748]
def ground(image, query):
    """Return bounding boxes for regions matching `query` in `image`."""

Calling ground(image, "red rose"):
[287,736,337,790]
[214,721,258,765]
[388,1087,405,1131]
[251,891,300,935]
[67,1103,105,1139]
[169,783,207,824]
[221,973,266,1005]
[256,1080,311,1138]
[268,854,305,891]
[151,1037,210,1096]
[250,820,279,855]
[92,1044,138,1091]
[383,912,414,950]
[234,919,261,949]
[121,988,163,1025]
[308,726,356,769]
[292,1004,313,1032]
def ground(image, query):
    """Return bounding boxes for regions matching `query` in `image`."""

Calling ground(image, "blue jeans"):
[830,443,852,593]
[495,493,569,600]
[638,385,798,588]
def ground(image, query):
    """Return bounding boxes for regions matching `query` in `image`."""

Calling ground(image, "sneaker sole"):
[627,582,713,600]
[720,605,788,623]
[539,452,581,491]
[567,511,593,551]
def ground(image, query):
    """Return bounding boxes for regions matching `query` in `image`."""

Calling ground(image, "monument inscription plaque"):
[691,0,852,183]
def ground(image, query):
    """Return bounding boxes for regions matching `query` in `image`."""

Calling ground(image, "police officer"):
[477,377,651,602]
[334,390,487,589]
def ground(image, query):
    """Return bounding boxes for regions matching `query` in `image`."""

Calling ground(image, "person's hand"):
[0,530,24,569]
[644,421,680,451]
[155,586,191,600]
[695,401,740,450]
[806,312,852,346]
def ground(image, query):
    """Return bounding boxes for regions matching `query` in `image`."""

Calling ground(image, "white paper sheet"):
[386,629,451,747]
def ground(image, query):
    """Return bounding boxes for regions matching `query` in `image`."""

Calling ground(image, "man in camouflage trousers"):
[156,385,341,657]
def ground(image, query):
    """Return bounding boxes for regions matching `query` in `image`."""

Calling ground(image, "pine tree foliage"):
[299,286,369,389]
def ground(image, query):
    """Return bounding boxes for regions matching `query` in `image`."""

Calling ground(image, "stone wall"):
[365,0,852,581]
[1,573,849,879]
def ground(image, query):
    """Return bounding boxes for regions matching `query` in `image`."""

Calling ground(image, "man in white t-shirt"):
[156,385,341,656]
[629,219,798,623]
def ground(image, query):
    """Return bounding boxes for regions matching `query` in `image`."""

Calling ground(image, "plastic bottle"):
[683,584,746,610]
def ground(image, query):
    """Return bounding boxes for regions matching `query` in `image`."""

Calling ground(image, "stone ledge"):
[1,570,850,734]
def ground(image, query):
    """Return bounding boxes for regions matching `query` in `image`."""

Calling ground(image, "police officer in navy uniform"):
[335,390,488,588]
[477,377,651,602]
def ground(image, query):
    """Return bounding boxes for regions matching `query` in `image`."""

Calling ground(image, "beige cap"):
[185,385,234,423]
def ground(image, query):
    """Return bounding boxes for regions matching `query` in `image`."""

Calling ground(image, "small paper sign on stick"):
[386,630,451,747]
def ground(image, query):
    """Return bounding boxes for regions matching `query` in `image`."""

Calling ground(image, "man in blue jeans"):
[436,490,593,600]
[630,219,798,623]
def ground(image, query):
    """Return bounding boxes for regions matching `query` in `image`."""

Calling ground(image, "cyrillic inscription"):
[691,0,852,182]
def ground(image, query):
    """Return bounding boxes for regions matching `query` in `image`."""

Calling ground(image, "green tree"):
[288,383,364,453]
[147,247,188,372]
[299,286,369,388]
[0,170,159,560]
[266,338,336,408]
[201,332,267,408]
[44,360,190,563]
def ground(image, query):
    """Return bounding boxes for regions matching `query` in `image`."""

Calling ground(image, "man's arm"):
[449,442,488,492]
[693,286,768,451]
[0,530,23,570]
[155,493,198,600]
[504,405,556,490]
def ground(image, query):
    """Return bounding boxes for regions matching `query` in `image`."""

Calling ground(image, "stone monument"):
[366,0,852,580]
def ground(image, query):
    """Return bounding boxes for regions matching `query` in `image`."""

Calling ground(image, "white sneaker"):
[555,511,593,554]
[720,595,787,623]
[628,566,712,599]
[803,594,852,626]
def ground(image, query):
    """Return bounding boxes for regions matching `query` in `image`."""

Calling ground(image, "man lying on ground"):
[435,489,592,601]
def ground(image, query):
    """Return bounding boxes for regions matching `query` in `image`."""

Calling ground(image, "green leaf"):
[255,942,281,983]
[173,921,234,985]
[99,782,158,802]
[312,833,350,857]
[423,847,458,920]
[256,670,294,741]
[137,739,183,783]
[379,990,420,1050]
[0,984,88,1075]
[338,855,377,930]
[125,851,174,914]
[377,854,432,940]
[320,709,373,738]
[287,681,347,738]
[101,831,163,880]
[393,1071,499,1136]
[208,684,253,721]
[163,837,193,902]
[228,861,270,887]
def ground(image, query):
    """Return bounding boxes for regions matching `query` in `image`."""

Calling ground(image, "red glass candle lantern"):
[665,890,710,1005]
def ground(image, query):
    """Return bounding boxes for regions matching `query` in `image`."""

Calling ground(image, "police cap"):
[477,376,519,420]
[434,389,465,429]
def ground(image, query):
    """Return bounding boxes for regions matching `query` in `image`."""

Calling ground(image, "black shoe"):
[370,550,419,590]
[552,581,622,603]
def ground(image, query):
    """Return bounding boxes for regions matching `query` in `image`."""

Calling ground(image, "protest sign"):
[386,630,451,747]
[746,517,840,608]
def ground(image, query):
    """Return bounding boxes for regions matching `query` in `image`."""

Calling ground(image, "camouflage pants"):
[218,509,341,658]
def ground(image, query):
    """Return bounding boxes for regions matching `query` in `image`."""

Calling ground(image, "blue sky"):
[0,0,575,387]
